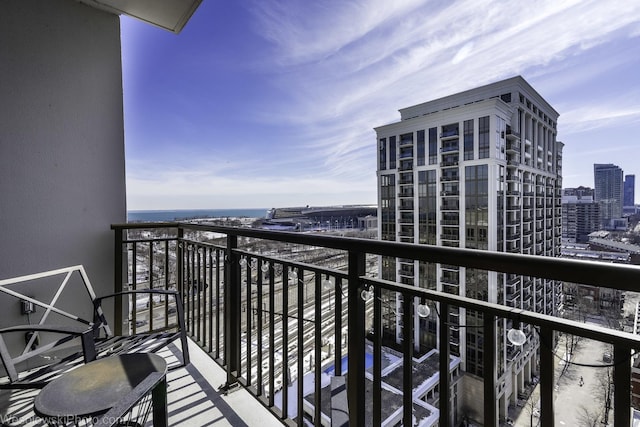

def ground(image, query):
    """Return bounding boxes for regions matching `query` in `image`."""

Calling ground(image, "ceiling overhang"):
[78,0,202,33]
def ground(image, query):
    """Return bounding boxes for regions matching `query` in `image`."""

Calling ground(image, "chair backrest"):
[0,266,105,370]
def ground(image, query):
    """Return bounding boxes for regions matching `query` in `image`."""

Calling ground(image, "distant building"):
[561,242,627,311]
[588,236,640,264]
[261,205,377,231]
[594,163,624,229]
[563,186,593,198]
[375,75,561,424]
[561,188,600,243]
[625,174,636,207]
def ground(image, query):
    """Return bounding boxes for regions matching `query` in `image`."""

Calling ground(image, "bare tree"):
[563,333,582,368]
[593,363,614,425]
[576,404,600,427]
[524,393,540,427]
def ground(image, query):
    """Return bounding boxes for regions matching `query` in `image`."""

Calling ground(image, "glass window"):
[389,136,396,169]
[417,130,425,166]
[379,138,386,170]
[418,170,437,245]
[464,119,474,160]
[465,165,489,250]
[380,174,396,244]
[479,116,490,159]
[428,128,437,165]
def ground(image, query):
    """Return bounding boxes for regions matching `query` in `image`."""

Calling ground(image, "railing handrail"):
[365,276,640,348]
[113,222,640,292]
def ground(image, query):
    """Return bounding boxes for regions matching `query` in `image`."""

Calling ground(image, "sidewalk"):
[509,319,613,426]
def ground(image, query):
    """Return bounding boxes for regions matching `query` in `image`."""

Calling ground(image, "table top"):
[34,353,167,419]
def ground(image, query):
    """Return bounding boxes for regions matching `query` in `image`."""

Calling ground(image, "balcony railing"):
[113,222,640,427]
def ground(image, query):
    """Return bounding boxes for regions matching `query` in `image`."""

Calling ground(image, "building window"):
[479,116,490,159]
[380,174,396,243]
[389,136,396,169]
[417,130,425,166]
[379,138,386,170]
[465,165,488,250]
[495,116,506,160]
[418,170,437,245]
[464,119,474,160]
[428,127,437,165]
[441,123,459,138]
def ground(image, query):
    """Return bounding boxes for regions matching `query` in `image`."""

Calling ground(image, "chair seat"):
[95,331,187,370]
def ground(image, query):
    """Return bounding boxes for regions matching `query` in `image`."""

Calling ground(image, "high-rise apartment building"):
[562,187,600,243]
[375,76,562,422]
[624,174,635,207]
[594,163,623,228]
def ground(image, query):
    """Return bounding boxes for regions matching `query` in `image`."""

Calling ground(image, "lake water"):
[127,208,267,222]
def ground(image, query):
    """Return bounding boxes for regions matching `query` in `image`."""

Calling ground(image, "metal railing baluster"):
[347,250,365,426]
[110,223,640,427]
[439,301,451,427]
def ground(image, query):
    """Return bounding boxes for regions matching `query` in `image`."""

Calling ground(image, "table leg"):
[152,377,168,427]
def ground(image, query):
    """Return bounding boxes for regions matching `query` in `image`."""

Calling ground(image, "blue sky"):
[121,0,640,210]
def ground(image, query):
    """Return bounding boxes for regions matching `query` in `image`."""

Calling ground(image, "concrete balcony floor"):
[0,339,283,426]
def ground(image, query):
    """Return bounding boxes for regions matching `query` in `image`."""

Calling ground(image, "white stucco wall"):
[0,0,126,325]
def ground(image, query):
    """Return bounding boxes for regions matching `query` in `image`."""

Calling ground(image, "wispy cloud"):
[123,0,640,208]
[245,0,640,185]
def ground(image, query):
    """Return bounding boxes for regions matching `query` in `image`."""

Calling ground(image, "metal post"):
[484,313,497,427]
[223,234,240,391]
[347,250,366,426]
[402,294,413,426]
[373,285,382,426]
[177,227,184,299]
[613,344,631,427]
[539,326,554,426]
[113,227,124,336]
[439,302,450,427]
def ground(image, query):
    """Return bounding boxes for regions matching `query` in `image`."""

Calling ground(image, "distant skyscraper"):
[624,174,635,206]
[562,188,600,243]
[375,76,562,423]
[594,164,623,228]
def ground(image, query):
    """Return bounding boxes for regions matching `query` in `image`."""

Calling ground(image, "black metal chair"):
[0,266,189,390]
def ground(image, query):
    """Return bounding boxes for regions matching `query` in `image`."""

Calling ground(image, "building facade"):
[375,76,562,422]
[594,163,624,228]
[625,174,636,207]
[562,187,600,243]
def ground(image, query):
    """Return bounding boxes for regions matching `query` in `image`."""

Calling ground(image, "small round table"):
[34,353,167,425]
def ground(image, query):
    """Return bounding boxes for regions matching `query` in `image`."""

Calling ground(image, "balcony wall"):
[0,0,126,324]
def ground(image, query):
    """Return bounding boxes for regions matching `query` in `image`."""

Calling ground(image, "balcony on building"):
[440,124,460,141]
[399,199,414,210]
[399,187,415,198]
[440,200,460,211]
[440,155,459,167]
[399,212,414,224]
[441,213,460,226]
[441,172,460,182]
[399,172,414,185]
[399,159,414,171]
[399,146,414,159]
